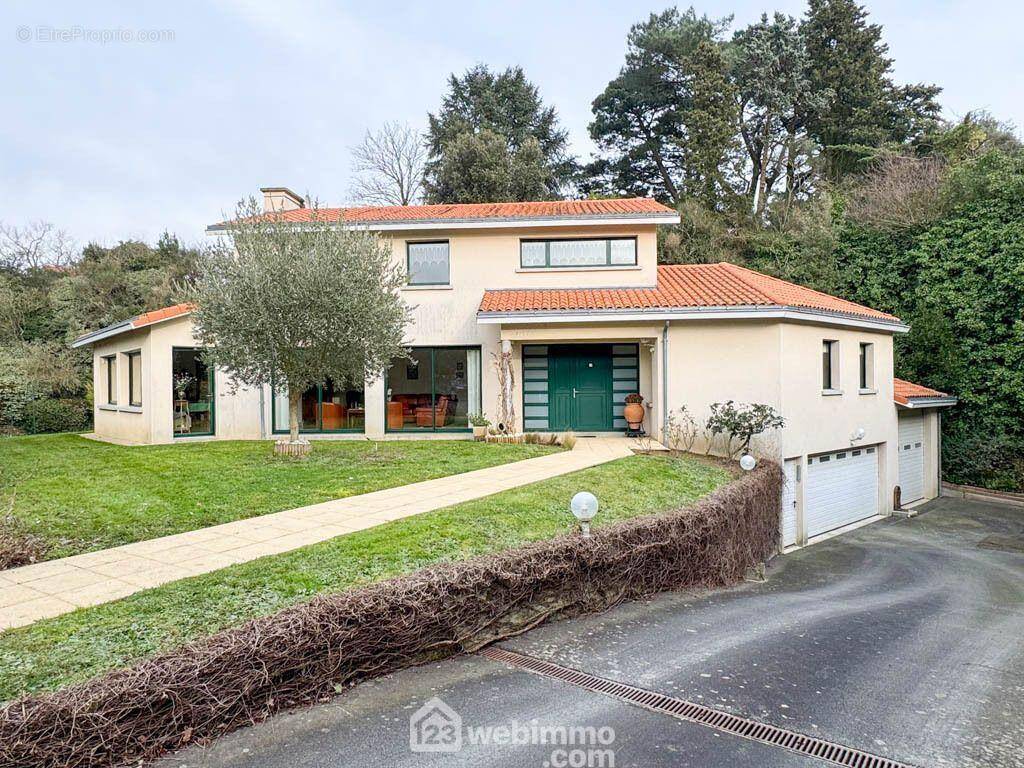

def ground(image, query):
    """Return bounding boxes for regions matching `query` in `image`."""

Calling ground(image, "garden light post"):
[570,491,599,538]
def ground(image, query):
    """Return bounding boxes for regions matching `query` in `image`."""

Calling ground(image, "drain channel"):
[479,646,915,768]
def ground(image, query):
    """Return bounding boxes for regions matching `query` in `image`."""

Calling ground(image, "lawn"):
[0,453,731,701]
[0,434,555,560]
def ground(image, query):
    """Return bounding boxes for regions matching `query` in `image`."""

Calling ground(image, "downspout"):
[936,410,942,496]
[662,321,670,441]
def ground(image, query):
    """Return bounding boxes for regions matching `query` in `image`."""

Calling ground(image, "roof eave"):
[476,304,908,332]
[896,397,958,409]
[71,311,192,348]
[205,212,680,234]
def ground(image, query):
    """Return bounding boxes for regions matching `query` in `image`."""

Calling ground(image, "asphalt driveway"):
[164,497,1024,768]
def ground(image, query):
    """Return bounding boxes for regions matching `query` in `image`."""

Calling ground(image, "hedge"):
[0,462,782,768]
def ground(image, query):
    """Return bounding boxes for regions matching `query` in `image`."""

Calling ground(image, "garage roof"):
[894,378,957,408]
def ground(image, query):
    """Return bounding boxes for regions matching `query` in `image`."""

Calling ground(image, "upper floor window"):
[859,342,874,390]
[103,354,117,405]
[125,351,142,407]
[407,241,450,285]
[520,237,637,269]
[822,340,839,392]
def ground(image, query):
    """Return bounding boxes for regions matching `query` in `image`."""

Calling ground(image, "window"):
[172,348,214,436]
[272,378,366,433]
[103,355,117,405]
[859,342,874,390]
[385,347,481,431]
[520,237,637,268]
[822,340,839,391]
[126,351,142,407]
[407,241,450,285]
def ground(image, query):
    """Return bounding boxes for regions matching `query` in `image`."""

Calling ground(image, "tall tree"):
[187,200,408,447]
[731,13,826,218]
[801,0,940,178]
[424,65,575,202]
[587,8,738,208]
[349,122,426,206]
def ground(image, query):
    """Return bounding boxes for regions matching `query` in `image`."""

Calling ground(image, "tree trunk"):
[289,387,302,442]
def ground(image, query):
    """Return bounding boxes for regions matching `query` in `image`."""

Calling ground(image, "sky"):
[2,0,1022,248]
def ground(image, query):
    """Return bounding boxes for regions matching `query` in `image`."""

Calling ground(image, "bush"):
[18,398,90,435]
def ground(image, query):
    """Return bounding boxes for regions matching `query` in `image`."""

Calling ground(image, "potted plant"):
[469,413,491,440]
[623,393,645,431]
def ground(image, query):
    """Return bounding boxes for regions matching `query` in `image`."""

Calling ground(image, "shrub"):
[706,401,785,458]
[18,398,90,435]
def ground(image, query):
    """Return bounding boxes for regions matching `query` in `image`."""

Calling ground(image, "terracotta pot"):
[623,401,645,429]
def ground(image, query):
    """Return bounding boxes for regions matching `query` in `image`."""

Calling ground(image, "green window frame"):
[125,350,142,407]
[172,347,215,438]
[519,237,637,269]
[384,345,481,433]
[406,240,450,285]
[270,380,366,434]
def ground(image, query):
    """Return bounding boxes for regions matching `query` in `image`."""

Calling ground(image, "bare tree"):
[846,154,946,229]
[0,221,76,271]
[349,123,426,206]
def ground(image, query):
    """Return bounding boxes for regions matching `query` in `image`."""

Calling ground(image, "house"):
[72,189,956,547]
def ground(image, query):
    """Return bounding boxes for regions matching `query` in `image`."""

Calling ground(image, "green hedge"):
[18,399,91,435]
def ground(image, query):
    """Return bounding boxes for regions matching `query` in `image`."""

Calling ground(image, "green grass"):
[0,434,555,559]
[0,454,729,701]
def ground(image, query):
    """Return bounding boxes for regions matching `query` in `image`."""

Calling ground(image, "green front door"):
[549,345,612,431]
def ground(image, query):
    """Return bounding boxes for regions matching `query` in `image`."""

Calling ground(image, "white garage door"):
[898,413,925,504]
[781,459,799,548]
[806,446,879,539]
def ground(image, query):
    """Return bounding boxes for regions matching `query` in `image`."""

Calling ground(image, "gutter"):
[477,305,909,333]
[896,397,958,409]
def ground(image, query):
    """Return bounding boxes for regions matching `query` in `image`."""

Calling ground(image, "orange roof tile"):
[214,198,677,229]
[894,378,950,405]
[131,302,194,329]
[479,263,900,322]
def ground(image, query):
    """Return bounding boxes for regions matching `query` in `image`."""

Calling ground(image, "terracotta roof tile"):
[221,198,676,227]
[894,378,949,405]
[131,303,194,329]
[479,263,900,322]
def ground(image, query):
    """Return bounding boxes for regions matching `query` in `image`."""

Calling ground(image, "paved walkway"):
[0,438,640,631]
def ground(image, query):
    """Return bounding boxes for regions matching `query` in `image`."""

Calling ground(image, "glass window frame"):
[171,346,215,438]
[384,345,481,433]
[103,354,117,405]
[406,240,451,286]
[270,378,367,434]
[125,350,142,407]
[822,339,839,392]
[519,237,638,269]
[859,342,874,391]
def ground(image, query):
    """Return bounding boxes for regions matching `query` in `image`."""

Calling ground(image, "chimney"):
[260,186,305,212]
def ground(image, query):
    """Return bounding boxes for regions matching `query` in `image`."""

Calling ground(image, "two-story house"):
[73,188,955,548]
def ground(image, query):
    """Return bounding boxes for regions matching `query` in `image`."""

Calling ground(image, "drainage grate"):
[479,646,915,768]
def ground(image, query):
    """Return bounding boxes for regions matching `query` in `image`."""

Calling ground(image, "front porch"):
[498,323,665,439]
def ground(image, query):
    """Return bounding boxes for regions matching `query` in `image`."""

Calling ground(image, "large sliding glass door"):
[172,348,214,437]
[273,378,366,434]
[385,346,480,432]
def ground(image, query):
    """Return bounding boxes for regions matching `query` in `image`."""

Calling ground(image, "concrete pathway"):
[0,438,639,632]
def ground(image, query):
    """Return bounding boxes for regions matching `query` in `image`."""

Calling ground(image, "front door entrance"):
[549,344,613,431]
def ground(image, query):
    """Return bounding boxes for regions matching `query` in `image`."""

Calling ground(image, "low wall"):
[0,463,782,768]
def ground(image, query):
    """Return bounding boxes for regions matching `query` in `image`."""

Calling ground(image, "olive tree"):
[187,199,409,447]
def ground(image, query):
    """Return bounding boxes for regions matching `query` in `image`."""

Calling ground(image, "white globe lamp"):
[739,453,757,472]
[570,491,599,538]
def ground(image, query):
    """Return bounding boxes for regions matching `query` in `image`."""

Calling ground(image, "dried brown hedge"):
[0,462,781,768]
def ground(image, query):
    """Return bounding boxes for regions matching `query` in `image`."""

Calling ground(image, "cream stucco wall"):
[92,327,152,444]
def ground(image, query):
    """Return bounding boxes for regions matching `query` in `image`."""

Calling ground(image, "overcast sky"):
[2,0,1021,247]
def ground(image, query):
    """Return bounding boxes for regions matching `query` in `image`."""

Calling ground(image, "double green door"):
[549,345,613,431]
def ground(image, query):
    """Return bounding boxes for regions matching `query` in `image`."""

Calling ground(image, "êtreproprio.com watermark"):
[410,696,616,767]
[16,25,175,44]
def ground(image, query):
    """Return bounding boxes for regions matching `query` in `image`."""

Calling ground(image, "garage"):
[898,412,926,504]
[805,446,879,539]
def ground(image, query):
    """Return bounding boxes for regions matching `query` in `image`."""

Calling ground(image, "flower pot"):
[472,424,488,440]
[623,401,645,430]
